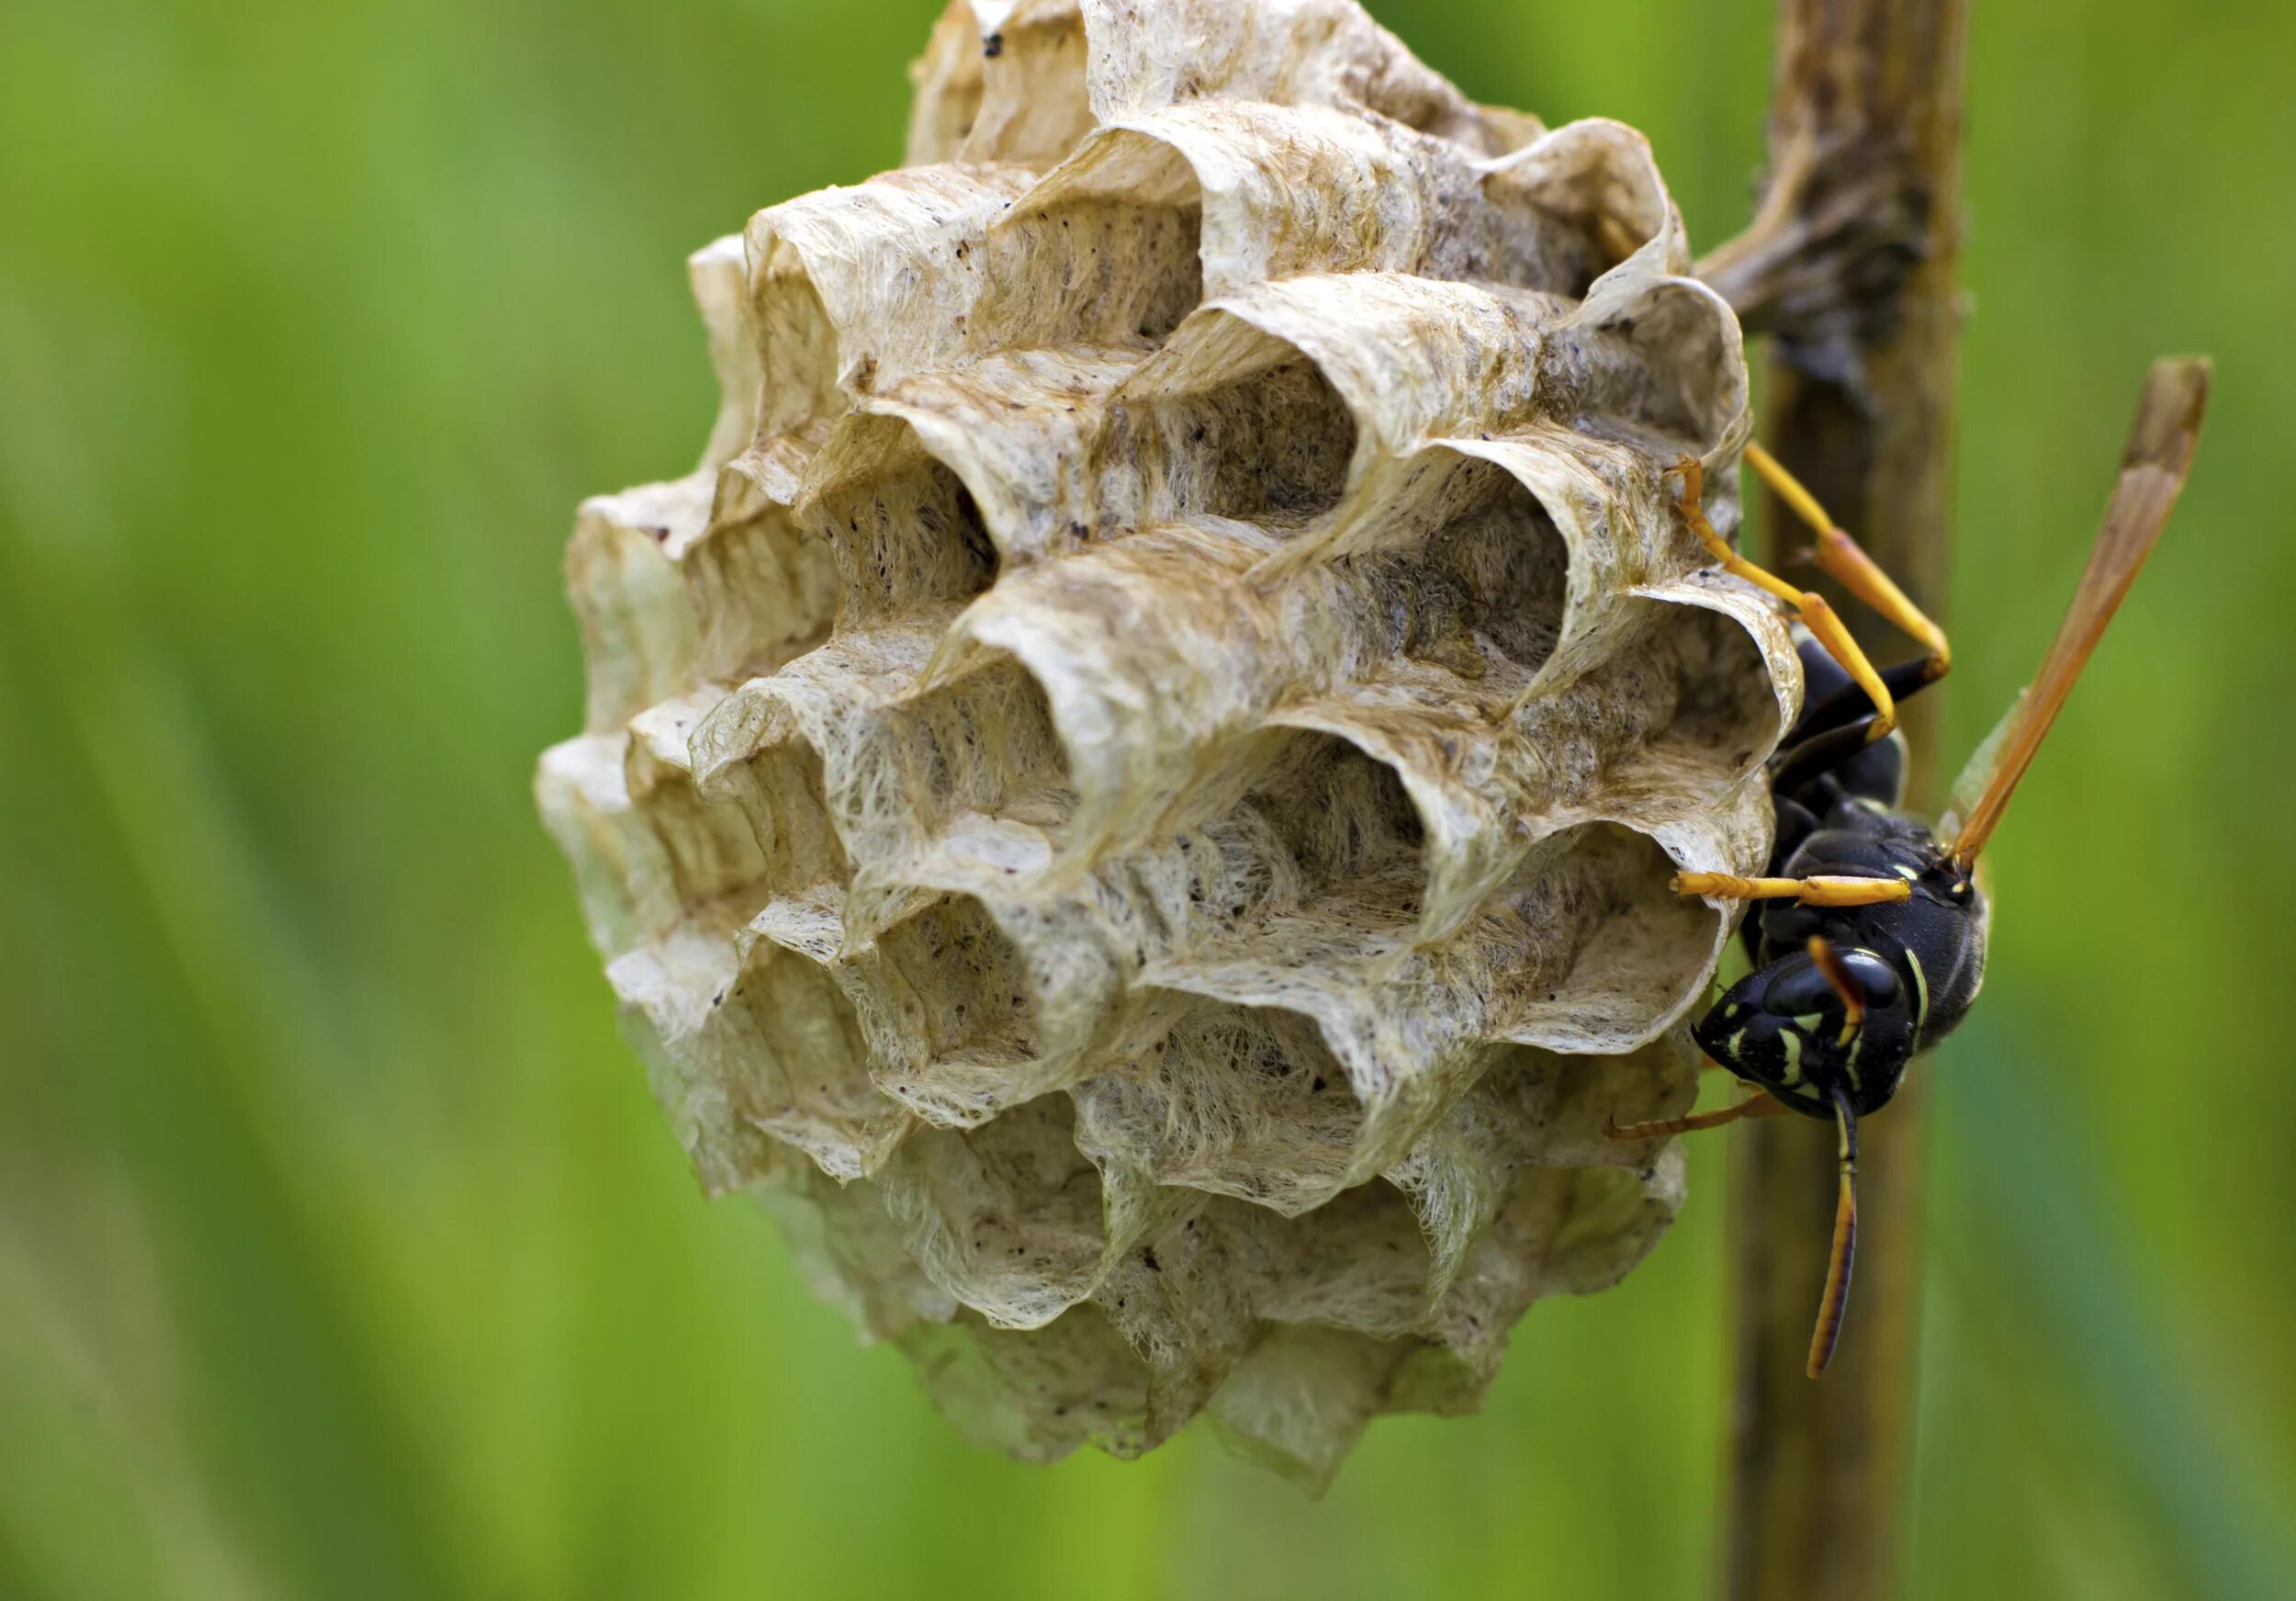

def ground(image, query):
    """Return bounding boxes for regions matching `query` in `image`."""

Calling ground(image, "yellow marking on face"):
[1907,948,1930,1032]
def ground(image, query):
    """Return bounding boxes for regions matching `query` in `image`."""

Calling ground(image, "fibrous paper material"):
[536,0,1796,1487]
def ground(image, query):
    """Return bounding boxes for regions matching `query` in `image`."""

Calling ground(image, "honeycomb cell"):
[721,933,911,1182]
[859,892,1061,1125]
[985,160,1206,347]
[1071,1000,1372,1215]
[691,707,847,897]
[622,692,773,910]
[803,418,1002,619]
[881,1091,1120,1327]
[1346,456,1573,693]
[1106,321,1359,529]
[1480,117,1672,299]
[1491,822,1722,1049]
[907,0,1099,171]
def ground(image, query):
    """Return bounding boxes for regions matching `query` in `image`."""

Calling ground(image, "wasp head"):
[1694,944,1919,1117]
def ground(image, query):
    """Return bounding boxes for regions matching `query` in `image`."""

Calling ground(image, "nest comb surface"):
[535,0,1799,1487]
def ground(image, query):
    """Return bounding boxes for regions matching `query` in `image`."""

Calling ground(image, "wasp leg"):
[1607,1092,1791,1142]
[1787,655,1938,750]
[1745,441,1952,688]
[1772,718,1891,803]
[1672,871,1911,908]
[1671,457,1900,741]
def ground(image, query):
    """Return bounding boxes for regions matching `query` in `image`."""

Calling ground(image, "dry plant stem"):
[1711,0,1966,1597]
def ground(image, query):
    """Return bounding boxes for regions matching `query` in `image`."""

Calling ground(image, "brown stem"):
[1705,2,1967,1597]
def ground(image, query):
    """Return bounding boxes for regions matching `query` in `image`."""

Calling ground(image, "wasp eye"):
[1759,960,1835,1016]
[1760,949,1903,1014]
[1839,949,1902,1006]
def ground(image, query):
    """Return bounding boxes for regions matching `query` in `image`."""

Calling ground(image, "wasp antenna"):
[1807,1088,1861,1378]
[1806,936,1867,1046]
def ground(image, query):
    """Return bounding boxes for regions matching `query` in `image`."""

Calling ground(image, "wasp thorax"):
[535,0,1802,1486]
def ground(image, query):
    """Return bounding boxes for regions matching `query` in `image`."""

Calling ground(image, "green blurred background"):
[4,0,2290,1595]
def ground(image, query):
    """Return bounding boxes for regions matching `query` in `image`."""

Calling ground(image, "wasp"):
[1611,357,2212,1378]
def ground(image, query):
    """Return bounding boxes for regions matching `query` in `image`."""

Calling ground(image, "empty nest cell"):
[1499,822,1717,1047]
[801,418,1002,619]
[744,248,844,440]
[905,3,990,165]
[883,1091,1117,1329]
[565,481,710,734]
[1218,730,1429,930]
[1103,315,1358,529]
[872,893,1044,1086]
[699,713,849,897]
[623,696,774,915]
[883,650,1079,857]
[1479,118,1672,300]
[1344,456,1572,695]
[982,130,1207,348]
[1106,728,1430,963]
[1507,593,1785,815]
[906,0,1097,171]
[536,733,699,959]
[1201,1323,1412,1485]
[1072,998,1371,1216]
[673,502,840,685]
[902,1301,1154,1463]
[719,934,909,1182]
[1218,1178,1441,1340]
[1548,277,1745,459]
[849,885,1114,1129]
[1641,597,1787,784]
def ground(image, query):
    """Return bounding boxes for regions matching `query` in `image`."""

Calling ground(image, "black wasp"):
[1611,358,2211,1376]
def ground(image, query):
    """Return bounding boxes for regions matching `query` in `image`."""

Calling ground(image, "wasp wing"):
[1944,357,2210,866]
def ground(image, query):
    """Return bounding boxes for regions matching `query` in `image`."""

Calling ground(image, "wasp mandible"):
[1611,357,2212,1378]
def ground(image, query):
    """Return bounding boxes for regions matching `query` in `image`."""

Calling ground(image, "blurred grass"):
[3,0,2291,1595]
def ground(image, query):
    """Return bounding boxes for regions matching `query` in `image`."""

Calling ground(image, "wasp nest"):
[536,0,1796,1487]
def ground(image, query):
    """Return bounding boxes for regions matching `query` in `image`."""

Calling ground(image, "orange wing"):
[1945,357,2211,867]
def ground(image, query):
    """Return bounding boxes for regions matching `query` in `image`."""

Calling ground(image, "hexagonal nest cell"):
[535,0,1804,1489]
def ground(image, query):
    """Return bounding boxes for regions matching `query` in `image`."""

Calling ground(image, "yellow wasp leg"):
[1744,441,1953,685]
[1671,456,1900,740]
[1672,872,1912,908]
[1607,1092,1792,1143]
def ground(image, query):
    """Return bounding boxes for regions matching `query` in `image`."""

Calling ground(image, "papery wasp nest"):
[537,0,1798,1486]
